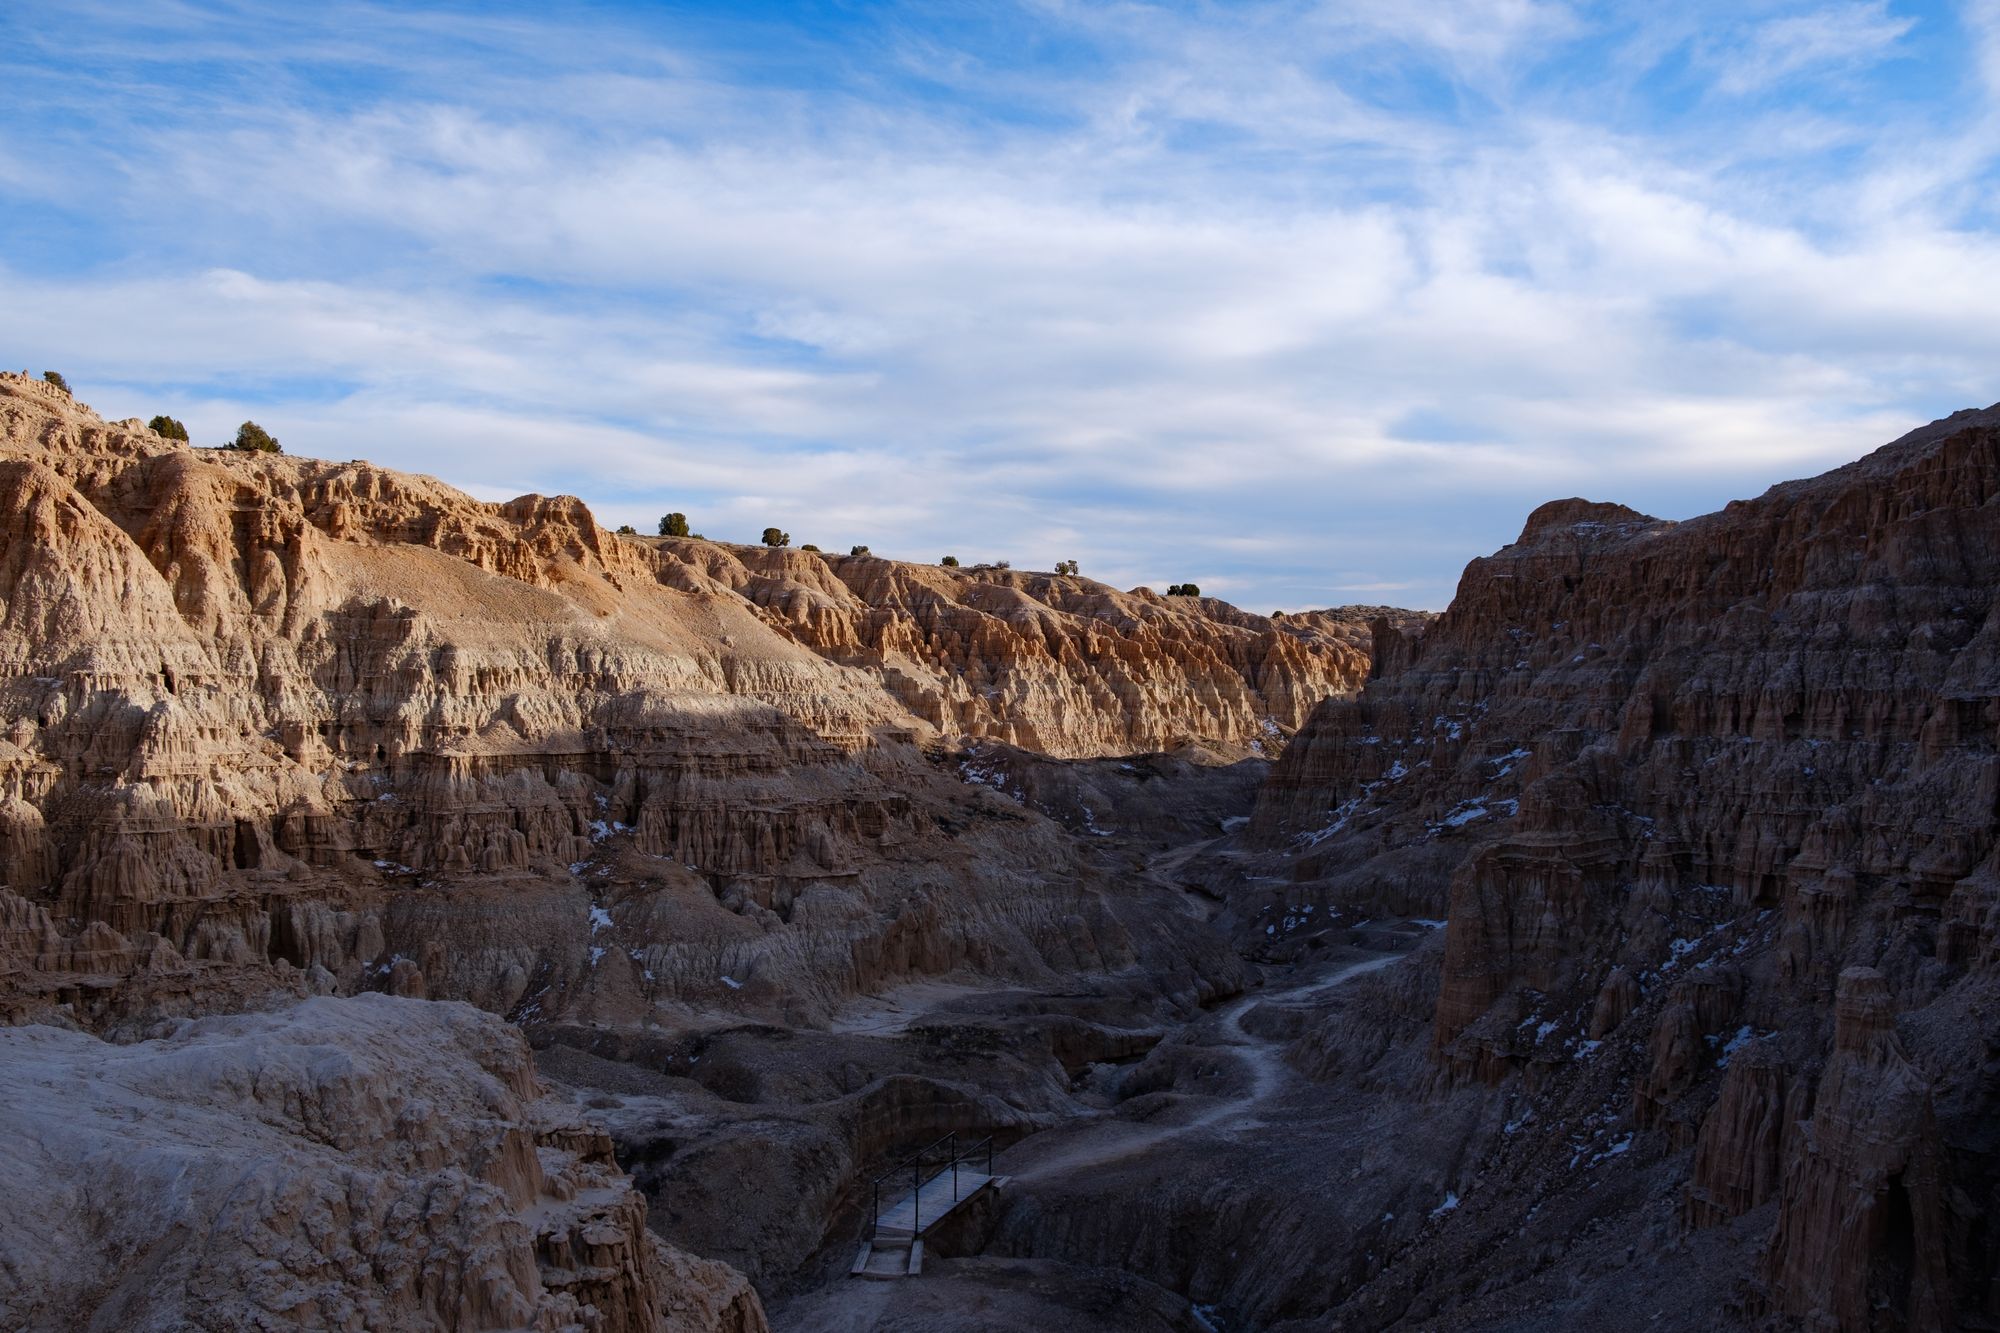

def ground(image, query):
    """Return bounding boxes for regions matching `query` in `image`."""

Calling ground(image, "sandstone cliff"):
[1234,407,2000,1328]
[0,372,1356,1328]
[0,371,1355,1029]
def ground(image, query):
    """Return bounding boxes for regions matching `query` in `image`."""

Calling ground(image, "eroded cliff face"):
[0,993,768,1333]
[0,371,1356,1030]
[668,541,1378,756]
[1235,408,2000,1328]
[0,371,1342,1330]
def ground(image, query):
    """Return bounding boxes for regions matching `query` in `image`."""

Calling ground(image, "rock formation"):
[0,370,1361,1032]
[1234,406,2000,1328]
[0,993,766,1332]
[0,372,1348,1331]
[6,365,1997,1333]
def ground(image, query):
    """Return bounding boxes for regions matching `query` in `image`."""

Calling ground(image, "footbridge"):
[849,1131,1005,1279]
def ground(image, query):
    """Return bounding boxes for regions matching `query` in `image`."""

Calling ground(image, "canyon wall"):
[0,371,1355,1331]
[0,370,1357,1030]
[26,365,1997,1329]
[1244,407,2000,1328]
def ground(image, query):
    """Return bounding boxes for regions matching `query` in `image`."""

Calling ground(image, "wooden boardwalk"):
[874,1169,995,1236]
[851,1147,1005,1279]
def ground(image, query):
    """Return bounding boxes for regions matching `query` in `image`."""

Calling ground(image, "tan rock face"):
[0,373,1305,1327]
[0,368,1312,1320]
[0,993,767,1333]
[0,372,1320,1026]
[1247,407,2000,1325]
[689,543,1381,756]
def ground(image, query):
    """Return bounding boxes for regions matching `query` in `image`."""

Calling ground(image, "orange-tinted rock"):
[0,373,1287,1025]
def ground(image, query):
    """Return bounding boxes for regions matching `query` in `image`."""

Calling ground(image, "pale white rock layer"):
[0,993,767,1333]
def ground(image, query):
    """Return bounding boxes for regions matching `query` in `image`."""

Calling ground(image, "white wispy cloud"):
[1710,2,1915,95]
[2,1,1996,610]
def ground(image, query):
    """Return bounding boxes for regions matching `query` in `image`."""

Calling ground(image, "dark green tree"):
[761,527,791,547]
[941,555,959,567]
[231,421,281,453]
[42,371,69,394]
[1054,559,1079,576]
[148,415,190,441]
[659,512,690,537]
[849,544,871,557]
[615,524,637,535]
[1166,583,1200,597]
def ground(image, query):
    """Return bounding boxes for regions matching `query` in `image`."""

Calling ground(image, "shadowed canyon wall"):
[1242,405,2000,1329]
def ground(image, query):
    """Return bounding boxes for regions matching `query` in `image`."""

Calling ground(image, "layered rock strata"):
[0,372,1332,1028]
[1234,407,2000,1327]
[0,372,1326,1327]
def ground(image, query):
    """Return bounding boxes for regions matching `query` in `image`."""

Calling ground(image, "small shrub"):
[849,544,871,557]
[230,421,281,453]
[41,371,69,395]
[994,559,1011,570]
[1054,559,1079,576]
[941,555,959,567]
[148,414,190,441]
[800,543,822,552]
[761,527,791,547]
[615,524,636,535]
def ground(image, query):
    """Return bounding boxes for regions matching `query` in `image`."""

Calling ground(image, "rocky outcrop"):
[1761,968,1952,1331]
[0,373,1309,1027]
[0,373,1300,1326]
[0,992,767,1332]
[0,374,1280,1333]
[1237,407,2000,1327]
[689,543,1378,756]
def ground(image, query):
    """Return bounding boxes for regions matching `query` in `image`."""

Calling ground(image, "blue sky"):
[5,0,1998,610]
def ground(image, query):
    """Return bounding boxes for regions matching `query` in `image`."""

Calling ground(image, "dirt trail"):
[775,948,1412,1332]
[826,980,1009,1036]
[1135,832,1267,908]
[1141,834,1220,887]
[998,951,1406,1181]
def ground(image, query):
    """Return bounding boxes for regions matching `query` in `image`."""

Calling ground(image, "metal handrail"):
[868,1131,999,1236]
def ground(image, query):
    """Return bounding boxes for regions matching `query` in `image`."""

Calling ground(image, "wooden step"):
[850,1236,923,1279]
